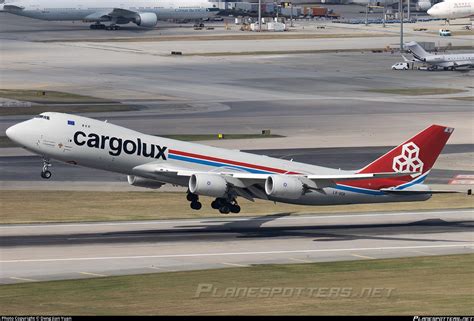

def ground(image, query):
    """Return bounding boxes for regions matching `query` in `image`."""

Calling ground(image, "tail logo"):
[392,142,423,177]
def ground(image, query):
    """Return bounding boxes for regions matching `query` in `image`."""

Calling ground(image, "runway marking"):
[1,244,472,264]
[221,262,248,267]
[146,266,176,272]
[68,235,153,240]
[0,209,471,229]
[351,254,376,260]
[450,175,474,185]
[78,272,107,277]
[411,250,434,256]
[289,258,312,263]
[9,277,37,282]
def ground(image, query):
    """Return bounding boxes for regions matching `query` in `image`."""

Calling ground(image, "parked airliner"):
[428,0,474,20]
[0,0,218,30]
[6,113,465,214]
[404,41,474,70]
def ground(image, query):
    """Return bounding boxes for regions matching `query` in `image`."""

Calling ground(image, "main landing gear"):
[187,192,202,210]
[105,25,121,31]
[90,23,121,30]
[186,193,241,214]
[41,159,52,179]
[90,23,106,30]
[211,197,241,214]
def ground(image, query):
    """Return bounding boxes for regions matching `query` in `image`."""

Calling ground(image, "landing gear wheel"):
[211,198,225,209]
[190,201,202,210]
[219,206,230,214]
[106,25,120,31]
[90,23,106,30]
[41,159,52,179]
[41,170,52,179]
[230,204,241,214]
[187,193,198,202]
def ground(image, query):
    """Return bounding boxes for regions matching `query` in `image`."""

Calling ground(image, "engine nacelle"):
[416,0,432,11]
[189,173,228,198]
[127,175,164,189]
[265,175,305,200]
[134,12,158,28]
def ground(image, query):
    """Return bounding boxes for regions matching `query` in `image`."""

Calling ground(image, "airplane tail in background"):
[405,41,430,61]
[358,125,454,183]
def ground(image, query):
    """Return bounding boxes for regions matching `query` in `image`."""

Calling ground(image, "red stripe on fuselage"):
[169,149,300,174]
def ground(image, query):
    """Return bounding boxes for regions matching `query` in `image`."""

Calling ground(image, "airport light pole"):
[383,1,386,28]
[400,0,404,52]
[290,2,294,27]
[407,0,410,20]
[258,0,262,31]
[365,4,369,26]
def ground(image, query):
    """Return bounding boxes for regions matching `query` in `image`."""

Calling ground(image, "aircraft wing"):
[131,162,421,201]
[84,10,115,21]
[453,61,474,68]
[109,8,141,19]
[3,4,24,10]
[132,162,417,187]
[84,8,139,21]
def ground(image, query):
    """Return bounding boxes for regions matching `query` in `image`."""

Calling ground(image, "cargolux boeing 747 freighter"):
[6,113,468,214]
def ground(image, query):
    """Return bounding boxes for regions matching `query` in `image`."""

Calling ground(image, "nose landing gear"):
[41,159,52,179]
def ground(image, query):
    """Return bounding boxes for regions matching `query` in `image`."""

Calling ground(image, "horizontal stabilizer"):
[381,188,472,195]
[306,172,418,181]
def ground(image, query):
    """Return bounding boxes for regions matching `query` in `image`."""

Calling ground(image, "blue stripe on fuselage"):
[334,184,385,195]
[395,172,429,190]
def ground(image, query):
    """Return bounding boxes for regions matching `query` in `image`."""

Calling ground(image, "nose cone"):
[5,124,19,143]
[6,122,29,147]
[427,7,434,16]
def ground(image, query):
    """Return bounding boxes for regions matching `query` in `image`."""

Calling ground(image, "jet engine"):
[127,175,164,189]
[189,173,228,198]
[134,12,158,28]
[416,0,432,11]
[265,175,305,200]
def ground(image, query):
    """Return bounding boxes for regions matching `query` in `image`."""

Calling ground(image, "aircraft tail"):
[358,125,454,183]
[405,41,429,61]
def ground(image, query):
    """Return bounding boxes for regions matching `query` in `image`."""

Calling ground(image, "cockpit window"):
[34,115,50,120]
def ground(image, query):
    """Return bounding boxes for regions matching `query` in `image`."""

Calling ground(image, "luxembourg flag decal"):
[67,120,75,126]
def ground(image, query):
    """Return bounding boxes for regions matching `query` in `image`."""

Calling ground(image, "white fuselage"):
[1,0,216,21]
[424,53,474,67]
[427,0,474,19]
[6,113,429,207]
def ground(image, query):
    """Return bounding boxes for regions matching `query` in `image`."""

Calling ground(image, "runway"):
[1,209,473,284]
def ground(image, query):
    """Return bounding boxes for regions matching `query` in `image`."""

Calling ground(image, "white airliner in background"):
[351,0,432,11]
[427,0,474,20]
[404,41,474,70]
[6,113,466,214]
[0,0,218,30]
